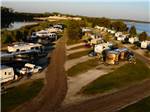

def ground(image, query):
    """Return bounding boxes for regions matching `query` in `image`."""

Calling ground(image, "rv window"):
[9,72,11,75]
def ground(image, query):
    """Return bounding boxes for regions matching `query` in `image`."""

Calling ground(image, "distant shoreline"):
[111,19,150,24]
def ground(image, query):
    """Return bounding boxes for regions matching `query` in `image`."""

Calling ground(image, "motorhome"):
[36,30,50,37]
[8,42,42,52]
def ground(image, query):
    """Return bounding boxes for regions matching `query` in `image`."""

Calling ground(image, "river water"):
[2,21,150,36]
[125,21,150,36]
[2,21,38,30]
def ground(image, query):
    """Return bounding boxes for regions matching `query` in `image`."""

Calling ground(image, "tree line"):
[1,7,53,28]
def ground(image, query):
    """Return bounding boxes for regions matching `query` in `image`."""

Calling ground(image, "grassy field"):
[1,79,44,112]
[67,49,92,60]
[67,58,99,76]
[81,59,150,94]
[119,96,150,112]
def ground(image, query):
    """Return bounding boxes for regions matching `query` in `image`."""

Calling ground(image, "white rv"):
[129,37,139,44]
[141,41,150,49]
[94,42,112,54]
[0,65,18,83]
[8,42,42,52]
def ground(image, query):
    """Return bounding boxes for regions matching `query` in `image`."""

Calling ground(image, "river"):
[2,21,150,36]
[2,21,38,30]
[125,21,150,36]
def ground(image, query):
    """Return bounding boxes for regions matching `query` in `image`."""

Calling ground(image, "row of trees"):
[129,25,148,41]
[1,7,54,28]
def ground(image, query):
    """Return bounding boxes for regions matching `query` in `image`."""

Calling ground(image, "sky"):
[1,0,150,22]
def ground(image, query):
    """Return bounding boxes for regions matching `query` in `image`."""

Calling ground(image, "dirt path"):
[64,62,125,105]
[11,35,67,112]
[57,79,150,112]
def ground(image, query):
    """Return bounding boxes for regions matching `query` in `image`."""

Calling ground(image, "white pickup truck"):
[17,63,42,75]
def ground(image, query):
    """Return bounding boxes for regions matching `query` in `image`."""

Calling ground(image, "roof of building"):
[1,65,12,70]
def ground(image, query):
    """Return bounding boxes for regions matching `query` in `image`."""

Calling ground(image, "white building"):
[8,42,42,52]
[0,65,18,83]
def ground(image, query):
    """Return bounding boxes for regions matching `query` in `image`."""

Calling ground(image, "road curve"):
[11,36,67,112]
[57,79,150,112]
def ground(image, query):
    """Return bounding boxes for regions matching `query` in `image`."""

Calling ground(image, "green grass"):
[67,49,92,60]
[67,58,100,76]
[81,59,150,94]
[1,79,44,112]
[119,96,150,112]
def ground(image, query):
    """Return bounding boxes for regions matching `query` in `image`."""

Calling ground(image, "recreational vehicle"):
[0,65,18,83]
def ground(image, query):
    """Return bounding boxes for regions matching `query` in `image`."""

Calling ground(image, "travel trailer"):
[0,65,18,83]
[141,41,150,49]
[128,37,139,44]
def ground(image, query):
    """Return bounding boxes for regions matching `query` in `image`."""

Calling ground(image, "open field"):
[81,59,150,94]
[67,49,91,60]
[1,79,44,112]
[119,96,150,112]
[67,58,99,76]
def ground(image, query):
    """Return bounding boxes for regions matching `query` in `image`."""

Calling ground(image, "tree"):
[2,33,13,44]
[67,20,82,40]
[111,21,128,32]
[1,7,14,28]
[139,32,148,41]
[14,30,23,41]
[129,25,137,36]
